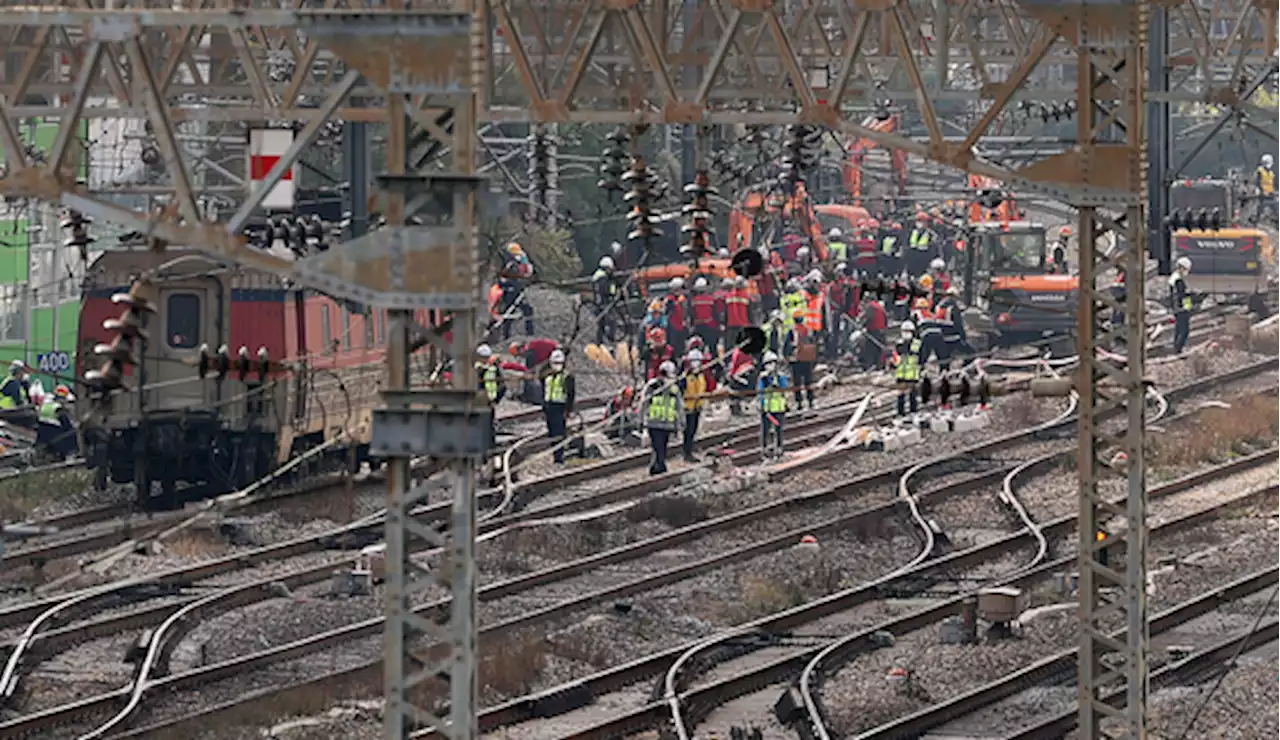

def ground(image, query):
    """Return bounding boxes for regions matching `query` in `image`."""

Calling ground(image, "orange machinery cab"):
[963,221,1079,348]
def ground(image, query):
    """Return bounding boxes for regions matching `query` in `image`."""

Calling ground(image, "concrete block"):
[953,410,990,433]
[899,426,923,446]
[929,415,953,434]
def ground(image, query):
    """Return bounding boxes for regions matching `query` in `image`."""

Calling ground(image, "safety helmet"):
[508,342,524,356]
[476,344,493,358]
[786,278,801,292]
[620,386,635,400]
[686,349,703,363]
[797,247,810,258]
[599,256,615,270]
[1176,256,1192,271]
[867,219,880,230]
[694,276,709,290]
[1263,154,1274,168]
[648,299,664,313]
[930,258,945,272]
[835,262,848,274]
[945,285,960,296]
[914,297,931,309]
[54,384,71,399]
[828,227,843,239]
[659,360,677,376]
[734,275,747,288]
[687,335,705,350]
[915,211,928,222]
[721,277,735,288]
[506,242,523,255]
[611,240,623,254]
[762,350,779,365]
[670,277,685,290]
[716,247,730,258]
[649,327,667,344]
[769,309,783,322]
[919,274,934,290]
[549,349,566,364]
[901,321,916,334]
[9,360,23,374]
[806,268,824,283]
[1060,226,1073,237]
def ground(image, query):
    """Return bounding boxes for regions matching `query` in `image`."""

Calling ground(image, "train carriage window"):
[166,293,201,349]
[342,309,352,350]
[321,305,332,353]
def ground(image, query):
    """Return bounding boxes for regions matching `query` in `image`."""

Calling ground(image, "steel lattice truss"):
[0,2,1273,739]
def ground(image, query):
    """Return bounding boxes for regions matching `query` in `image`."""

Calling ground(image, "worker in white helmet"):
[591,256,621,343]
[1257,155,1276,223]
[827,227,848,264]
[475,344,504,404]
[667,277,690,355]
[680,349,717,463]
[892,321,923,417]
[0,359,29,412]
[541,349,576,465]
[1169,256,1194,354]
[643,361,683,475]
[756,350,790,461]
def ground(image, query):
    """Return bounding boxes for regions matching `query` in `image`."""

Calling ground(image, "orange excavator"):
[960,175,1080,349]
[842,114,908,208]
[727,181,829,261]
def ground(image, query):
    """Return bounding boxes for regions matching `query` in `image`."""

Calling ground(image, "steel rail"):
[97,368,1280,737]
[852,566,1280,740]
[661,385,1074,739]
[520,477,1277,740]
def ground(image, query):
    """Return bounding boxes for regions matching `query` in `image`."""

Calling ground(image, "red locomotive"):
[78,248,423,506]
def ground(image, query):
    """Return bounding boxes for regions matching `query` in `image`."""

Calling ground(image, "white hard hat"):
[659,360,676,376]
[762,350,779,364]
[549,349,566,364]
[945,285,960,296]
[10,360,22,370]
[835,262,848,274]
[599,256,615,270]
[717,247,730,257]
[828,227,843,239]
[734,275,747,287]
[901,321,916,334]
[805,269,823,283]
[1263,154,1274,168]
[670,277,685,289]
[611,241,623,254]
[686,349,703,362]
[930,258,945,271]
[787,278,801,291]
[476,344,493,358]
[1176,256,1192,271]
[694,276,709,289]
[721,277,734,287]
[797,247,810,257]
[769,309,783,321]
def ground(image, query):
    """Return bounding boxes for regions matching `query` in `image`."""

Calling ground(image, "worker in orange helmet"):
[605,385,641,445]
[1050,226,1072,274]
[642,326,675,381]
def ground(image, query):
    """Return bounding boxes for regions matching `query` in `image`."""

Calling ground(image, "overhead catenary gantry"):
[0,1,1274,739]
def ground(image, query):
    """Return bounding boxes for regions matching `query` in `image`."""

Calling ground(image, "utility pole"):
[371,3,484,739]
[344,121,370,239]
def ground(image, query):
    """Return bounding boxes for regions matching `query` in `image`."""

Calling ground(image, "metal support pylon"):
[1075,2,1150,737]
[380,2,483,738]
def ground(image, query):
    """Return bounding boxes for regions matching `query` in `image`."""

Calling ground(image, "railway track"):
[496,465,1274,740]
[13,361,1263,739]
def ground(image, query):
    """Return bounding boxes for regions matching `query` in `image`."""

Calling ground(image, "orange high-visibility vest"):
[804,293,824,331]
[488,284,503,318]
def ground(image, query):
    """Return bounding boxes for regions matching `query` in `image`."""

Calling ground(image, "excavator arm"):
[842,114,906,206]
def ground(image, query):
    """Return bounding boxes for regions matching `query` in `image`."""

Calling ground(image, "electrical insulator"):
[780,124,821,192]
[85,277,157,396]
[597,127,631,195]
[680,170,718,259]
[61,210,95,263]
[623,155,659,242]
[1165,208,1223,232]
[304,213,327,252]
